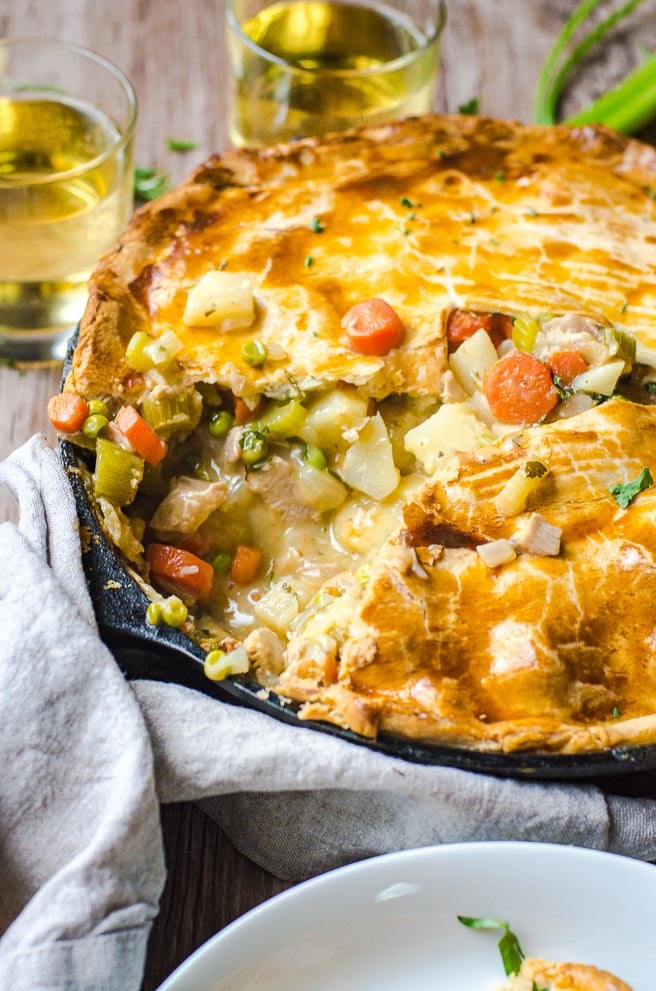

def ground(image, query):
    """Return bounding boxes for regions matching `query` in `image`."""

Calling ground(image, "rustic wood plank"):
[141,803,289,991]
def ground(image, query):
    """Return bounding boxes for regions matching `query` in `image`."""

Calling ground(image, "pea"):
[209,410,234,438]
[210,550,232,575]
[82,413,109,439]
[88,398,110,418]
[160,596,188,628]
[240,428,268,465]
[241,339,268,367]
[204,648,227,681]
[146,601,162,626]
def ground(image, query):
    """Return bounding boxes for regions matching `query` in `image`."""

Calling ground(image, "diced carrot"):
[114,405,168,466]
[342,298,404,356]
[445,310,512,352]
[146,542,214,599]
[47,393,90,433]
[547,350,589,385]
[234,396,263,425]
[230,544,262,585]
[482,350,559,424]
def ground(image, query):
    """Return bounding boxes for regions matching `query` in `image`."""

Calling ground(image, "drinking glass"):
[0,38,137,365]
[226,0,446,147]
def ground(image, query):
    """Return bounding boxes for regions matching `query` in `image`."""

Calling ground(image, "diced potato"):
[331,482,415,555]
[476,539,517,568]
[404,401,492,474]
[449,328,499,395]
[142,329,183,368]
[298,387,369,454]
[183,271,255,330]
[495,460,549,517]
[297,462,348,512]
[571,359,625,396]
[253,581,300,634]
[337,413,400,501]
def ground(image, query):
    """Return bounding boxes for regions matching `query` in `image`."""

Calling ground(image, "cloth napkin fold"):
[2,434,656,991]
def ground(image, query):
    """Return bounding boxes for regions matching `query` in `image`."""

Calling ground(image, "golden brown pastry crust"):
[68,114,656,755]
[291,398,656,751]
[514,956,633,990]
[69,113,656,404]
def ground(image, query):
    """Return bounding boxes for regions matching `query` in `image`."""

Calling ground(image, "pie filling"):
[58,299,656,750]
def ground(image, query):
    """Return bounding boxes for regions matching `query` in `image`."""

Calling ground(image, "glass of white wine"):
[0,38,137,366]
[226,0,446,147]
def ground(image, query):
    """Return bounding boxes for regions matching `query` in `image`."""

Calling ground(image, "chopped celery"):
[511,313,541,353]
[603,326,636,371]
[94,438,144,506]
[141,391,202,433]
[259,399,307,438]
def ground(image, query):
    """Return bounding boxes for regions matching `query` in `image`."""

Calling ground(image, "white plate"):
[157,841,656,991]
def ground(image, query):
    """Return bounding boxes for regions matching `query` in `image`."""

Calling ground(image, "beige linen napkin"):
[2,434,656,989]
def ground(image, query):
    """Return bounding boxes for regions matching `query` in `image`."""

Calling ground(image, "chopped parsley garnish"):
[609,466,654,509]
[458,97,480,115]
[613,706,621,718]
[166,137,199,152]
[524,460,549,479]
[526,206,539,217]
[304,255,313,267]
[310,217,324,233]
[645,382,656,395]
[134,166,169,201]
[620,301,628,314]
[552,374,572,401]
[495,170,506,183]
[400,195,414,208]
[644,186,656,200]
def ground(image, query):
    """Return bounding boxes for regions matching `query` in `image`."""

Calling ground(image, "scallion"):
[533,0,656,134]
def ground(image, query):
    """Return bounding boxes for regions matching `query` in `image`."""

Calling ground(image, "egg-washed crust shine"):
[69,114,656,755]
[69,113,656,404]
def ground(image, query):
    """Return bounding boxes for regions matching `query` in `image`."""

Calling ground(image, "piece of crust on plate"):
[502,956,632,990]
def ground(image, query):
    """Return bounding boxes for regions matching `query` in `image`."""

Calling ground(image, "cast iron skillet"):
[60,337,656,791]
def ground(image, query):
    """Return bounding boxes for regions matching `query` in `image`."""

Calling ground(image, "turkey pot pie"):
[57,113,656,754]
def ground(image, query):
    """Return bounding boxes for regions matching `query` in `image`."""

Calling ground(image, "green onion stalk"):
[534,0,656,135]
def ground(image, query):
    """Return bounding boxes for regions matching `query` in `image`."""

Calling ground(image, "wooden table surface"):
[1,1,651,987]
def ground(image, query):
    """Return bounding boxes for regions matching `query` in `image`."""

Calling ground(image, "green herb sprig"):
[609,466,654,508]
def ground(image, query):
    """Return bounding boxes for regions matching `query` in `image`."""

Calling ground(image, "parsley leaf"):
[458,97,479,115]
[609,466,654,509]
[310,216,324,233]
